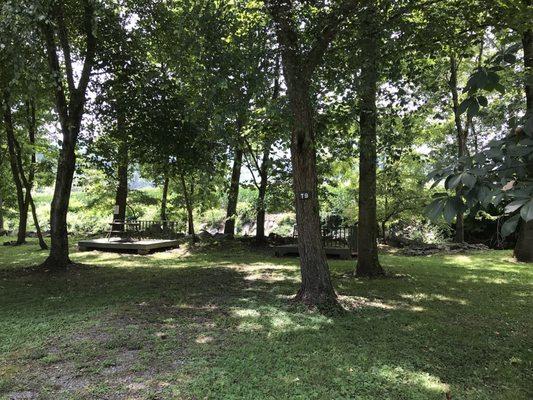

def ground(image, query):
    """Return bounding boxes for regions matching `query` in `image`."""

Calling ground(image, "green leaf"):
[443,198,457,223]
[478,186,491,205]
[520,198,533,222]
[426,199,444,221]
[446,174,462,190]
[501,214,520,237]
[461,173,476,188]
[495,83,506,94]
[458,98,471,115]
[467,100,480,119]
[503,53,516,64]
[477,95,488,107]
[505,199,528,213]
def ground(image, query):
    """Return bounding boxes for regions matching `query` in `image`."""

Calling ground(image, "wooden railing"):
[122,220,182,239]
[293,224,358,251]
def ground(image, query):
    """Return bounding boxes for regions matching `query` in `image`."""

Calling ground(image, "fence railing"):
[293,225,358,251]
[120,220,182,239]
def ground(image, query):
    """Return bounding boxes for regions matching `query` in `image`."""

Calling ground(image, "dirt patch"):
[3,300,219,399]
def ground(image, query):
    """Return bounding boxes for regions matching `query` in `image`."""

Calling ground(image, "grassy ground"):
[0,239,531,400]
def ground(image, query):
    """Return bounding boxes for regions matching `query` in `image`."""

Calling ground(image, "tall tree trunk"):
[24,100,47,250]
[450,55,467,243]
[0,193,4,234]
[3,91,28,245]
[224,129,243,237]
[266,0,358,308]
[255,59,279,244]
[288,81,336,306]
[180,175,195,236]
[161,173,169,221]
[356,9,384,277]
[256,158,269,243]
[381,220,387,243]
[44,128,78,267]
[113,137,128,227]
[28,196,47,249]
[515,27,533,262]
[40,0,96,269]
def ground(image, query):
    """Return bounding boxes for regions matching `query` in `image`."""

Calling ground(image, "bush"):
[202,208,226,230]
[389,219,452,245]
[270,213,296,237]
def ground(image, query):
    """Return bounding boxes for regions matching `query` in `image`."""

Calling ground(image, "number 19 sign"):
[299,192,310,200]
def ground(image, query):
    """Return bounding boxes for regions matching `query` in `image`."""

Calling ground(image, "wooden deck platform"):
[274,244,355,260]
[78,238,179,255]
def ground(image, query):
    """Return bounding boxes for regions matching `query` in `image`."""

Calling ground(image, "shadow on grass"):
[0,244,531,399]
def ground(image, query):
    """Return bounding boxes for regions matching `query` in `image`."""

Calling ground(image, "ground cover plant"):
[0,240,531,399]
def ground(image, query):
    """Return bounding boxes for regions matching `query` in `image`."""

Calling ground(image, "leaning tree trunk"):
[224,138,243,237]
[450,55,467,243]
[0,193,4,234]
[3,92,28,245]
[515,26,533,262]
[255,141,272,243]
[356,11,384,277]
[160,173,169,221]
[256,170,268,242]
[22,100,47,250]
[113,138,128,228]
[256,61,278,244]
[180,175,195,236]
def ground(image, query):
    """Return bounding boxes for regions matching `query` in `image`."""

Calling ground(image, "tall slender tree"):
[39,0,97,269]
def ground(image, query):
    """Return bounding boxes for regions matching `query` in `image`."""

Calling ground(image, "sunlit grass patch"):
[0,241,531,399]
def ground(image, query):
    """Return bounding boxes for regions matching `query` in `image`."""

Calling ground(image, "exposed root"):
[292,288,345,315]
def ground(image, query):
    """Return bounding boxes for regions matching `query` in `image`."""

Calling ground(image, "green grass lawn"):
[0,239,531,399]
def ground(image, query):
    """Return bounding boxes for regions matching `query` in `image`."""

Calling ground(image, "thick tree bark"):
[515,27,533,262]
[160,173,169,221]
[449,55,467,243]
[113,138,128,226]
[3,92,28,245]
[180,175,195,236]
[356,7,384,277]
[287,80,337,305]
[224,134,243,237]
[40,0,96,269]
[267,0,352,308]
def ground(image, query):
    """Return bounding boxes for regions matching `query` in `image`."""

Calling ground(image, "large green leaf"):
[443,198,458,223]
[520,198,533,222]
[501,214,520,237]
[426,199,444,221]
[467,99,480,119]
[461,173,476,188]
[477,95,488,107]
[446,174,462,190]
[458,98,471,115]
[505,199,528,213]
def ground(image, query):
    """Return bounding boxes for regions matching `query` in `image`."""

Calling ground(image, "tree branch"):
[305,0,361,75]
[71,0,97,119]
[55,1,75,95]
[41,20,69,133]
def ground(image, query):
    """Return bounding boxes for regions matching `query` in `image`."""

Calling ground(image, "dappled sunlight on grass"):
[339,294,427,312]
[375,365,449,395]
[399,293,469,306]
[0,241,531,399]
